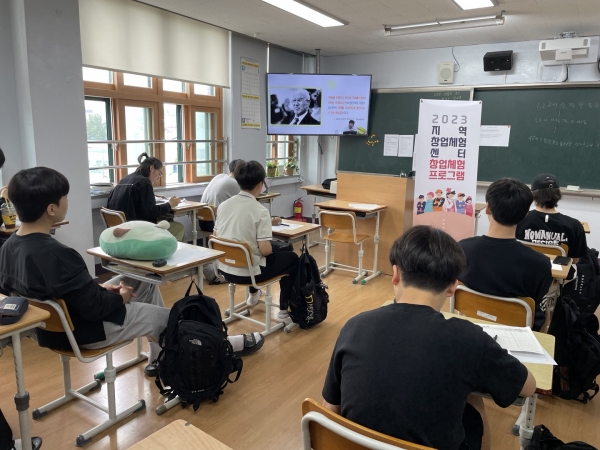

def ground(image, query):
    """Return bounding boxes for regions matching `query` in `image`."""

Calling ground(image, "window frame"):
[84,68,223,185]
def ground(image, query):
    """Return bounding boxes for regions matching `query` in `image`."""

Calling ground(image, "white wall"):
[320,39,600,248]
[3,0,95,272]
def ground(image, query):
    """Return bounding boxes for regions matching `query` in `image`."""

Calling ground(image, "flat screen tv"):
[267,73,372,136]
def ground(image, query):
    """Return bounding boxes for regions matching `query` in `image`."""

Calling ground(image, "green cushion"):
[99,220,177,261]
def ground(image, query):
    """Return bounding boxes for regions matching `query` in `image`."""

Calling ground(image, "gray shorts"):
[81,275,170,349]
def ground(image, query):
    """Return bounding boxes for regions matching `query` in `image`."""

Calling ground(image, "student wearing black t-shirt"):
[0,168,264,376]
[322,225,535,450]
[459,178,553,331]
[516,173,587,263]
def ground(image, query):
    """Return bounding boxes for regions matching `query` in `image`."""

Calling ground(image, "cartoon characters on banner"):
[416,188,473,217]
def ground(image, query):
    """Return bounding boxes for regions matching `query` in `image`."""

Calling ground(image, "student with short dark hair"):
[459,178,552,330]
[0,167,264,374]
[107,152,185,241]
[516,173,587,263]
[322,225,536,450]
[214,160,299,319]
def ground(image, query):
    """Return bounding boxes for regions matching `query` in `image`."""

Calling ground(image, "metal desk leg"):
[12,335,33,450]
[363,211,383,283]
[197,264,203,291]
[192,210,198,245]
[519,394,537,450]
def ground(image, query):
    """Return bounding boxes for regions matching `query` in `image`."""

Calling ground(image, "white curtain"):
[79,0,230,88]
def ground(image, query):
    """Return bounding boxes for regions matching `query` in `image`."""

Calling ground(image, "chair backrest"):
[301,399,434,450]
[319,210,357,231]
[27,298,74,332]
[208,236,253,270]
[197,204,217,222]
[100,207,127,228]
[518,240,567,257]
[450,285,536,328]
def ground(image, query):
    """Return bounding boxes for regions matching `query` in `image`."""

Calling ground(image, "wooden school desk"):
[257,192,281,214]
[546,254,572,280]
[0,220,69,236]
[166,200,207,245]
[301,184,336,247]
[272,219,321,247]
[474,202,486,233]
[128,420,232,450]
[0,302,51,450]
[314,200,387,284]
[442,312,555,450]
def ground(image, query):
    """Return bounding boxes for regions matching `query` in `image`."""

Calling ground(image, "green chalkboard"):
[338,89,472,175]
[475,87,600,189]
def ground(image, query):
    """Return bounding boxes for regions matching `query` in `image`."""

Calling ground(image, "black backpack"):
[155,281,243,410]
[0,409,14,450]
[526,424,597,450]
[549,296,600,403]
[562,248,600,314]
[288,244,329,329]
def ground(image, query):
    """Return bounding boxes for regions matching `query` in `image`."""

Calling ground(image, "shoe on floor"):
[277,310,290,320]
[13,437,43,450]
[233,333,264,357]
[144,363,158,377]
[246,289,264,306]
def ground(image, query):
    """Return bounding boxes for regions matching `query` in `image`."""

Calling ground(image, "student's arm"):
[60,272,125,321]
[139,181,171,220]
[258,240,272,256]
[257,208,273,256]
[519,369,536,398]
[571,221,589,264]
[322,400,341,415]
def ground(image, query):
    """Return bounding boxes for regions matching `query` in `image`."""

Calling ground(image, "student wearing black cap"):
[516,173,587,264]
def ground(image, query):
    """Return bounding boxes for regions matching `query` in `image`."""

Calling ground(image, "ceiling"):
[139,0,600,56]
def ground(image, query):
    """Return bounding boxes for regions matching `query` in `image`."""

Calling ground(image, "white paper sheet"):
[383,134,399,156]
[272,223,303,231]
[166,245,212,265]
[478,324,545,354]
[480,125,511,147]
[398,135,415,157]
[348,203,379,210]
[511,348,557,366]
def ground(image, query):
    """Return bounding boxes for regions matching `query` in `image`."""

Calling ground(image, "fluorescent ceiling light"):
[451,0,497,11]
[261,0,347,27]
[385,12,504,36]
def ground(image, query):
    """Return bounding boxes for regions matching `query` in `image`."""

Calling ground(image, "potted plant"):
[284,157,297,176]
[266,161,277,177]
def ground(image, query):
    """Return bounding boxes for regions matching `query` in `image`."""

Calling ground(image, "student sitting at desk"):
[0,168,264,378]
[516,173,587,268]
[107,152,185,241]
[322,226,536,450]
[214,161,299,320]
[459,178,553,331]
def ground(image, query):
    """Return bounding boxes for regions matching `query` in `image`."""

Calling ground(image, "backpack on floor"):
[155,281,242,411]
[526,424,597,450]
[0,408,14,450]
[562,248,600,314]
[549,296,600,403]
[288,244,329,329]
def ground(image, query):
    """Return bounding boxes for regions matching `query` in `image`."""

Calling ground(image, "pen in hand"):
[493,335,498,342]
[279,223,289,227]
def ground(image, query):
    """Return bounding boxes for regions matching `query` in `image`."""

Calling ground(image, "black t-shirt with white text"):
[322,303,527,450]
[516,210,587,259]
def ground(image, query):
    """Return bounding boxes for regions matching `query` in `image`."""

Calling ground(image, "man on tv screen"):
[343,120,358,135]
[281,89,320,125]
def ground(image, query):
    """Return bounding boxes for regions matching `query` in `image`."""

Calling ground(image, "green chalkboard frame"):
[337,88,473,175]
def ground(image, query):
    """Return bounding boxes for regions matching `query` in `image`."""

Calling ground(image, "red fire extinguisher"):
[293,198,305,222]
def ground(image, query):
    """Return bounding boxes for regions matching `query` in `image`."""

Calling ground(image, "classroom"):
[1,0,600,449]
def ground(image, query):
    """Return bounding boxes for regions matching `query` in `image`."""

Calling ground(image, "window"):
[83,67,223,186]
[266,135,296,176]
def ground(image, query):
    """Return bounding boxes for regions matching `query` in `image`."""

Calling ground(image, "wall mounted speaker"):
[438,61,454,84]
[483,50,513,71]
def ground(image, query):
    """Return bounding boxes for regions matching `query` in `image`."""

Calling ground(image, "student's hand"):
[169,196,181,208]
[101,283,121,293]
[119,281,136,304]
[271,216,282,226]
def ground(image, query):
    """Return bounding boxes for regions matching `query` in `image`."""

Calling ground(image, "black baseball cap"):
[531,173,559,190]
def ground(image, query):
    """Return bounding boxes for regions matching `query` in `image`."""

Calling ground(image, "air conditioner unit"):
[539,36,599,66]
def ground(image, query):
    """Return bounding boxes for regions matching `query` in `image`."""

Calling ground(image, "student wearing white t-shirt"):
[214,161,299,319]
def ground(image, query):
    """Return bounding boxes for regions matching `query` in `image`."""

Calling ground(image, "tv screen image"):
[267,73,372,136]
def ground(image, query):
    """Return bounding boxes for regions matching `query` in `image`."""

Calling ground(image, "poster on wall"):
[241,58,261,130]
[413,99,482,242]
